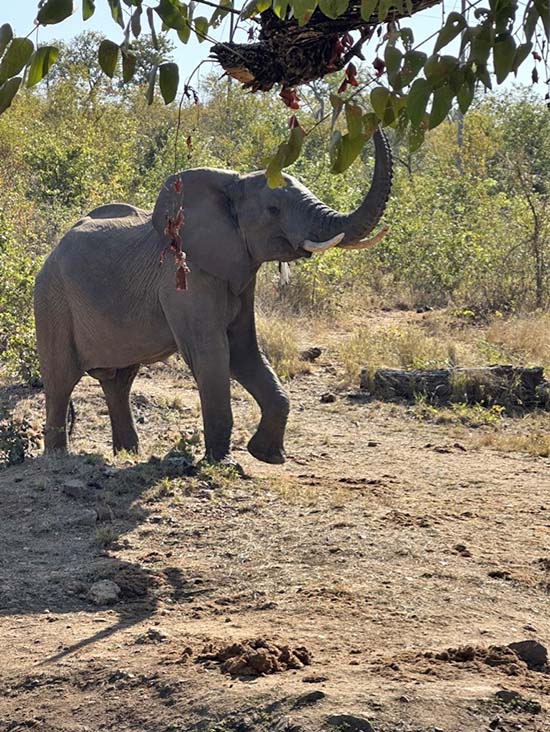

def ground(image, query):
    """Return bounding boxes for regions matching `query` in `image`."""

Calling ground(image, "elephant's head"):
[152,128,392,294]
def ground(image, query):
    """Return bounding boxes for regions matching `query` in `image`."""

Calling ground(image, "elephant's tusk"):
[278,262,291,286]
[303,232,345,252]
[339,226,389,250]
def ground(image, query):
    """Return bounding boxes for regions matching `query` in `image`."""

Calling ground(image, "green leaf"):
[266,149,286,188]
[345,101,363,137]
[318,0,348,19]
[37,0,74,25]
[476,64,492,89]
[370,86,390,119]
[330,92,343,130]
[331,132,365,173]
[265,127,305,188]
[273,0,290,18]
[400,27,414,50]
[131,5,142,37]
[159,61,179,103]
[429,83,453,128]
[534,0,550,41]
[177,21,191,43]
[408,121,425,152]
[493,32,516,84]
[512,42,532,73]
[83,0,95,20]
[0,76,21,115]
[293,0,318,25]
[406,78,431,127]
[146,64,158,105]
[98,39,119,78]
[194,16,209,41]
[26,46,59,87]
[469,25,493,65]
[423,53,458,85]
[456,75,475,113]
[0,24,13,60]
[0,39,34,83]
[363,111,378,139]
[285,125,305,165]
[524,4,539,41]
[155,0,187,30]
[377,0,393,21]
[385,44,402,87]
[399,49,426,86]
[434,12,466,53]
[210,0,234,27]
[121,48,137,83]
[360,0,378,20]
[107,0,125,28]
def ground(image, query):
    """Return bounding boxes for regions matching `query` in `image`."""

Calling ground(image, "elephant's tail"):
[68,399,76,437]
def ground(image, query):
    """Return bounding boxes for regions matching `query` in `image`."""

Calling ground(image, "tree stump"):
[359,366,550,410]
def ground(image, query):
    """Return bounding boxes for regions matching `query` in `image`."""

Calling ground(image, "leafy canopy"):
[0,0,549,182]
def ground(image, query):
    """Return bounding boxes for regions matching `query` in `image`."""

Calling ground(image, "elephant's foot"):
[200,452,244,476]
[247,432,286,464]
[44,426,69,453]
[113,442,139,456]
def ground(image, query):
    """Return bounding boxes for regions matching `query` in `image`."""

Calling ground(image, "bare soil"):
[1,313,549,732]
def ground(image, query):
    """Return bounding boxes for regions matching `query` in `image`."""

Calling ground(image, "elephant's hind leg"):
[95,365,140,454]
[44,376,81,452]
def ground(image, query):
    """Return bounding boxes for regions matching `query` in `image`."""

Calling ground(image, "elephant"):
[33,129,392,465]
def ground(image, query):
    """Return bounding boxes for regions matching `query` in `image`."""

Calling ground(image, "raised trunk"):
[303,129,393,247]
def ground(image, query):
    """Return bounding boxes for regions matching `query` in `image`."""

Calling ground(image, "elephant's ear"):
[152,169,256,295]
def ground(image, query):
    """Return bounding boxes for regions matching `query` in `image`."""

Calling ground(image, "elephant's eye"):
[268,205,280,216]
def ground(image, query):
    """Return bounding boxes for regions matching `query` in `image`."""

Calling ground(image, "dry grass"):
[477,429,550,457]
[338,323,472,386]
[338,311,550,387]
[486,312,550,368]
[256,313,308,381]
[414,401,505,428]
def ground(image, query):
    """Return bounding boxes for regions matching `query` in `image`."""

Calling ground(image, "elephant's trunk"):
[302,128,393,251]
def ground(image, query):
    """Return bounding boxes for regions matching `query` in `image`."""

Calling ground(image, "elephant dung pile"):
[198,638,312,677]
[359,365,550,410]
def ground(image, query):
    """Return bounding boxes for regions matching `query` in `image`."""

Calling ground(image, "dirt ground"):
[0,312,549,732]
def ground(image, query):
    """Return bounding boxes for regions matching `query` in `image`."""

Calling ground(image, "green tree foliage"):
[0,0,549,178]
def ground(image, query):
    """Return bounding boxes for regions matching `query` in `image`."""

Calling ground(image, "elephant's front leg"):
[191,340,234,464]
[230,344,289,464]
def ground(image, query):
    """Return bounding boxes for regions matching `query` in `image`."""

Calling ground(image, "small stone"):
[72,509,98,526]
[489,716,502,730]
[367,441,378,447]
[293,690,326,707]
[62,479,87,499]
[495,690,521,704]
[508,640,548,669]
[135,628,168,644]
[325,714,375,732]
[88,580,121,606]
[453,543,472,557]
[300,347,322,362]
[320,392,336,404]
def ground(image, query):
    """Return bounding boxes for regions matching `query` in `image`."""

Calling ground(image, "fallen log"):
[359,366,550,410]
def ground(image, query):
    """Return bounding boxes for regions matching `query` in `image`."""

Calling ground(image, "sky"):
[2,1,533,91]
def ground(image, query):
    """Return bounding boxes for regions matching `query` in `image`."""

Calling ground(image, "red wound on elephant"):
[161,176,190,290]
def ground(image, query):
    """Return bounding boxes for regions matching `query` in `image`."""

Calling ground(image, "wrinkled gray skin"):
[34,130,392,464]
